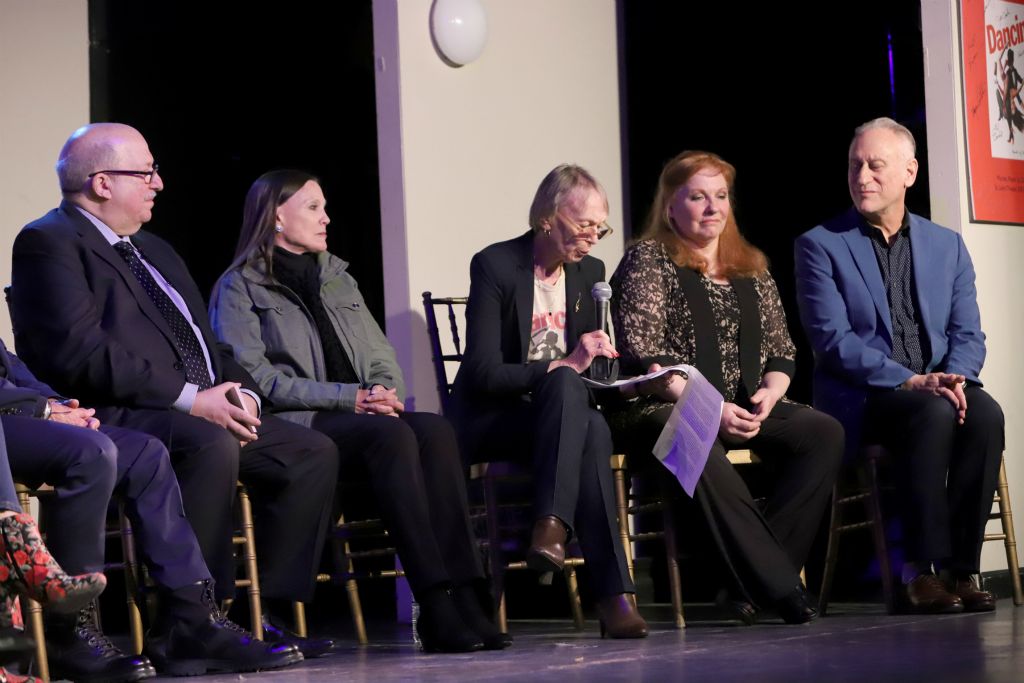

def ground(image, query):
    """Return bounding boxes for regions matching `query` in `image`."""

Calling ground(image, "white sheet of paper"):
[651,365,723,497]
[581,364,689,389]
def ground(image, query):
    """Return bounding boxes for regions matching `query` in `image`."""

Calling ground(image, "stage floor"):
[156,601,1024,682]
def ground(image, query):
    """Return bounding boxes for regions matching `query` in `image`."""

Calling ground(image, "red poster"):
[960,0,1024,224]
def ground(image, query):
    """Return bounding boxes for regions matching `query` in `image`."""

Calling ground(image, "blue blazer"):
[793,207,986,455]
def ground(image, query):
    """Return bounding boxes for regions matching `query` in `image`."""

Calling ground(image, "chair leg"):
[236,485,263,640]
[818,485,842,617]
[995,457,1024,606]
[864,459,895,614]
[118,506,145,655]
[657,480,685,628]
[292,601,308,638]
[564,566,584,630]
[17,488,49,681]
[346,577,367,645]
[481,473,508,630]
[497,591,508,634]
[25,596,48,682]
[612,463,635,583]
[336,513,368,645]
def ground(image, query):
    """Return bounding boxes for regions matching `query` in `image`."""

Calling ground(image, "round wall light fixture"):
[431,0,488,66]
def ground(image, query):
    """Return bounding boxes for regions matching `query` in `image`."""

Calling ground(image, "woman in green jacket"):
[209,169,505,654]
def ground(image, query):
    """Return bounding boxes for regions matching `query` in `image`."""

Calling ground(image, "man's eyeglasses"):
[557,212,614,241]
[88,164,160,185]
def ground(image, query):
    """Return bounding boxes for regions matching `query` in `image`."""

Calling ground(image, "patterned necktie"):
[113,240,213,389]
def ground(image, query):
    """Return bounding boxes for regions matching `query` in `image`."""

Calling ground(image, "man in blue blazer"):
[795,117,1004,614]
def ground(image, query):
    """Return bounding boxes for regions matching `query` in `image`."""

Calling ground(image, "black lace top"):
[610,239,795,413]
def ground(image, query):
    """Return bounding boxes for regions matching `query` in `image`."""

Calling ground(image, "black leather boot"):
[46,602,156,683]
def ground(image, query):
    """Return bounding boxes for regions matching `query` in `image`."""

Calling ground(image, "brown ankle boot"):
[597,593,648,639]
[526,516,567,574]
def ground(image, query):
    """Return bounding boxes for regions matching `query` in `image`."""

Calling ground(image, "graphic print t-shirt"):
[528,272,567,362]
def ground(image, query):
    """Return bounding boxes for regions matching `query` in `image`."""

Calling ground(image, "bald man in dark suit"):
[10,123,338,663]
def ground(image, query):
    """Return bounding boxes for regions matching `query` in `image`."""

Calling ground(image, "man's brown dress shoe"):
[947,577,996,612]
[526,516,567,574]
[904,573,964,614]
[597,593,648,639]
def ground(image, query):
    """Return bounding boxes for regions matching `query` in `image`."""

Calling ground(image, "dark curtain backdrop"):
[88,0,384,327]
[621,1,928,403]
[87,0,927,382]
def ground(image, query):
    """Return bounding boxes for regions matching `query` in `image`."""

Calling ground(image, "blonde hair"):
[528,164,608,232]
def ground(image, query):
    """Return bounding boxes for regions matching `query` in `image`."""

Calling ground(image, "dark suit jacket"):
[794,207,986,453]
[451,231,605,452]
[10,201,258,409]
[0,338,55,417]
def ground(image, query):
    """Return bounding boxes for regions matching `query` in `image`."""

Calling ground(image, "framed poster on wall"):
[960,0,1024,224]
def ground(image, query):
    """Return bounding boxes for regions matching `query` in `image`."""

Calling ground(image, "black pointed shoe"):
[715,588,758,626]
[774,585,819,624]
[261,615,336,658]
[452,583,512,650]
[416,587,484,653]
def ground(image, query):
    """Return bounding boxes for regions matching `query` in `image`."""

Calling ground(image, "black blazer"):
[452,231,604,406]
[10,201,257,410]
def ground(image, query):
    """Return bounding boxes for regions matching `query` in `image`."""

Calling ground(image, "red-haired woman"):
[609,151,842,625]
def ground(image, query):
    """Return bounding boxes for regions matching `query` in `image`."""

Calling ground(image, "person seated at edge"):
[794,117,1004,614]
[208,169,506,653]
[0,334,301,681]
[608,151,843,624]
[450,164,647,639]
[0,420,105,683]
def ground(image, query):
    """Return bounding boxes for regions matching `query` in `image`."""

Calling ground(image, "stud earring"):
[274,225,284,233]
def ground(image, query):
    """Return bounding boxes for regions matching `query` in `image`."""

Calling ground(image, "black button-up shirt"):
[863,215,929,375]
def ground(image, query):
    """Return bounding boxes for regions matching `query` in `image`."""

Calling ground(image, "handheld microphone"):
[591,282,612,381]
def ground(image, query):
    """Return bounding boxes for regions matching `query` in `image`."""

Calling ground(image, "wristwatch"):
[41,401,52,420]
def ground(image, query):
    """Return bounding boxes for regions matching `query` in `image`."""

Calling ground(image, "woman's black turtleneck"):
[272,247,360,385]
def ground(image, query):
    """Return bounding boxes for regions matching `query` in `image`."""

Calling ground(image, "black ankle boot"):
[416,586,484,653]
[46,602,157,683]
[452,582,511,650]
